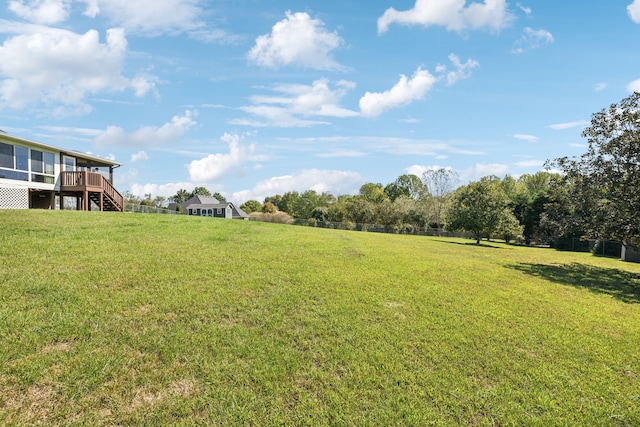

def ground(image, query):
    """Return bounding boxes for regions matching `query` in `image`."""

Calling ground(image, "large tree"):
[359,182,387,204]
[190,186,211,198]
[384,174,425,202]
[170,189,191,204]
[240,200,262,214]
[212,192,227,203]
[445,177,510,244]
[551,92,640,248]
[421,168,458,235]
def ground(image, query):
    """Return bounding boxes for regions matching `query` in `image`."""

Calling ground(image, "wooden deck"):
[60,171,124,212]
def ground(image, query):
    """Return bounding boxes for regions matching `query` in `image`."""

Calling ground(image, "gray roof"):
[181,195,249,219]
[183,195,221,206]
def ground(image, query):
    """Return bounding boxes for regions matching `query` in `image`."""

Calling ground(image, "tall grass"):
[1,210,639,425]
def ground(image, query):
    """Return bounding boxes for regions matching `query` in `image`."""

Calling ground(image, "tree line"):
[235,169,558,245]
[240,93,640,249]
[162,93,640,251]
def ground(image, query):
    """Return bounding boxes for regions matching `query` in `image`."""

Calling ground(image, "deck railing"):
[60,171,124,211]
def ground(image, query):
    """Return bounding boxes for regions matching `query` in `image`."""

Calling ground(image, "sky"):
[1,0,640,204]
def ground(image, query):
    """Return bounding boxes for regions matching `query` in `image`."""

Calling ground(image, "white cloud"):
[6,0,205,35]
[316,150,367,158]
[514,159,544,167]
[248,11,344,70]
[130,181,193,199]
[438,53,480,86]
[8,0,71,24]
[512,27,554,54]
[94,110,197,147]
[595,82,608,92]
[460,163,510,182]
[0,27,155,111]
[130,150,149,162]
[81,0,99,17]
[629,0,640,23]
[405,164,454,178]
[377,0,514,34]
[627,78,640,92]
[359,68,437,118]
[235,79,358,127]
[513,134,539,142]
[359,54,478,118]
[231,169,364,203]
[91,0,204,36]
[549,120,589,130]
[516,3,532,15]
[188,132,255,182]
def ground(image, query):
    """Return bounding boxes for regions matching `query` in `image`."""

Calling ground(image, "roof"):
[181,195,249,219]
[182,195,221,206]
[0,131,122,168]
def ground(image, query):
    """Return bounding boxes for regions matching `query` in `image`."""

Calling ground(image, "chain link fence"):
[124,202,178,214]
[291,218,475,239]
[553,237,622,257]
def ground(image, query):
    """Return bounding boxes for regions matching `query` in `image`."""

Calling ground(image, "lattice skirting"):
[0,186,29,209]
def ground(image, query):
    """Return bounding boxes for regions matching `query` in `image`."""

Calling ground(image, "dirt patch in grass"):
[3,384,57,424]
[42,341,73,354]
[129,379,199,410]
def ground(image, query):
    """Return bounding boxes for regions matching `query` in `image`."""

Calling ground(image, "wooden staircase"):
[60,171,124,212]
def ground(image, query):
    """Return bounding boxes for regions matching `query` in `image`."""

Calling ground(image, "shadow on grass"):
[511,262,640,304]
[437,240,505,249]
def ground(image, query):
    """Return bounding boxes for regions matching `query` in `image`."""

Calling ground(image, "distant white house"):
[171,195,249,220]
[0,130,124,211]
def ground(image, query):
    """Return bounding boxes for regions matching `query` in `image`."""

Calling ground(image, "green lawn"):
[1,210,639,426]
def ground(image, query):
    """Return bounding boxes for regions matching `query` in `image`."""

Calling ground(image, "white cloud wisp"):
[359,54,478,118]
[377,0,514,34]
[512,27,554,54]
[234,79,358,127]
[94,111,197,148]
[359,68,437,118]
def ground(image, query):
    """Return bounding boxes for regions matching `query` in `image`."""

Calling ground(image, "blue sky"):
[1,0,640,203]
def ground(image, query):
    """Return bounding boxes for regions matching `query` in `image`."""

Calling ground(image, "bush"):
[249,211,294,225]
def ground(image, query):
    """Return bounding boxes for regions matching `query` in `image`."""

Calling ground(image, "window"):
[30,150,55,184]
[0,143,27,180]
[63,155,75,172]
[31,150,43,173]
[0,142,12,168]
[44,152,55,175]
[0,142,56,183]
[15,146,28,171]
[0,169,28,181]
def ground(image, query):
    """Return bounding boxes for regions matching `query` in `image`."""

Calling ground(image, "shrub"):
[249,211,294,225]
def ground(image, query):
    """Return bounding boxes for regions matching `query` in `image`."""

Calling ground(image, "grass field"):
[1,210,639,426]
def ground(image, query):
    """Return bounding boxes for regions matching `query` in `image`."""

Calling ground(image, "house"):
[176,195,249,220]
[0,130,124,212]
[622,242,640,263]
